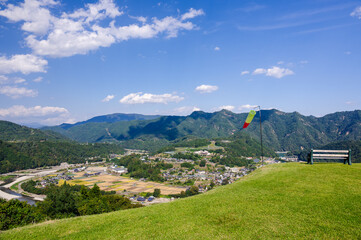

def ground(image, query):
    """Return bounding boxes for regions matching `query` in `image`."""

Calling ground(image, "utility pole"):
[258,106,264,165]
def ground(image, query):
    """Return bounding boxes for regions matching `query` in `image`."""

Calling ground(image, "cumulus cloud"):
[0,0,57,35]
[218,105,235,111]
[0,105,68,117]
[252,66,294,78]
[195,84,219,93]
[0,1,205,58]
[64,0,123,23]
[241,70,249,75]
[351,6,361,19]
[239,104,258,111]
[119,92,184,104]
[0,54,47,74]
[0,104,71,125]
[0,85,38,98]
[214,46,220,51]
[102,94,114,102]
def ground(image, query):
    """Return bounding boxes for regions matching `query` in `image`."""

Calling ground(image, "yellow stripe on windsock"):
[243,110,256,128]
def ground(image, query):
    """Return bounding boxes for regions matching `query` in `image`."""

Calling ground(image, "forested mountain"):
[49,113,161,130]
[0,140,124,173]
[43,109,361,151]
[0,120,70,142]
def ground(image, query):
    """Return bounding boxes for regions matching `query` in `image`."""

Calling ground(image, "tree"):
[222,178,229,185]
[0,199,45,230]
[38,182,78,218]
[89,184,101,198]
[153,188,161,198]
[199,160,206,167]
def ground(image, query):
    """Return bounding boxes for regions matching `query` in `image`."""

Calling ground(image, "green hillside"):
[0,120,69,142]
[0,140,124,173]
[44,109,361,152]
[2,163,361,239]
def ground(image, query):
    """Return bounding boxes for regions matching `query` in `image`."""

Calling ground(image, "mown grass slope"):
[2,163,361,239]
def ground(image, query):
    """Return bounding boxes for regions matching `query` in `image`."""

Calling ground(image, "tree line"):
[0,182,141,231]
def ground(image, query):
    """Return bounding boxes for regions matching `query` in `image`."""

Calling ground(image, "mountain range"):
[42,109,361,152]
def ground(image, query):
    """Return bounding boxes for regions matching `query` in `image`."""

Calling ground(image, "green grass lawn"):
[2,163,361,239]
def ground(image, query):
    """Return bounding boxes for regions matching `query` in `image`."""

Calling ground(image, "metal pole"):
[259,106,263,165]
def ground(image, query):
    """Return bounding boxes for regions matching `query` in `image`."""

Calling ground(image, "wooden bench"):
[308,149,351,165]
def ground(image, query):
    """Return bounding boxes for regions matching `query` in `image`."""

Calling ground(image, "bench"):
[308,149,351,165]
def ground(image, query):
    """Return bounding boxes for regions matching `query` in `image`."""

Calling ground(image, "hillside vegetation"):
[0,140,124,173]
[2,163,361,239]
[43,109,361,152]
[0,121,69,142]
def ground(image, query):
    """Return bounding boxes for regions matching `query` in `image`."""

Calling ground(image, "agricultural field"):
[60,171,186,195]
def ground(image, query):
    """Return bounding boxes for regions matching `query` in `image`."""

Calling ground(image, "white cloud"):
[0,0,57,35]
[241,70,250,75]
[218,105,235,111]
[129,15,147,23]
[344,51,351,55]
[0,54,47,74]
[214,46,220,51]
[0,105,68,117]
[102,94,114,102]
[0,76,27,85]
[0,1,204,58]
[0,75,8,84]
[181,8,205,21]
[0,85,38,98]
[173,106,200,115]
[0,104,71,125]
[239,104,258,111]
[195,84,219,93]
[253,66,294,78]
[277,61,284,65]
[253,68,267,75]
[64,0,122,23]
[33,77,43,82]
[300,60,308,64]
[351,6,361,19]
[119,92,184,104]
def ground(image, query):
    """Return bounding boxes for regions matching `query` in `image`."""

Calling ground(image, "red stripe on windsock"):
[243,122,250,129]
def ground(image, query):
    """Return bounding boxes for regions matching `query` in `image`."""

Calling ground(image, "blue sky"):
[0,0,361,126]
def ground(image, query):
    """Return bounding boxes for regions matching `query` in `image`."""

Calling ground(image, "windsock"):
[243,110,256,129]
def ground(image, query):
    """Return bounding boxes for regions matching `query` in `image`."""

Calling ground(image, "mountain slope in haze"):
[43,109,361,151]
[54,113,161,130]
[0,120,70,142]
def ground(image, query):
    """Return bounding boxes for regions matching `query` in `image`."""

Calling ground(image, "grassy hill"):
[2,163,361,239]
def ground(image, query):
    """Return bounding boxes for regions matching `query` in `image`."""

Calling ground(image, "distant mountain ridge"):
[43,109,361,151]
[57,113,161,130]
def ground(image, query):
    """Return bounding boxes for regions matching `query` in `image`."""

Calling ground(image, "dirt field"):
[61,172,186,195]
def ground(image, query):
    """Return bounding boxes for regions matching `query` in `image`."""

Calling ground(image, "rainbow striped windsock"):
[243,110,256,129]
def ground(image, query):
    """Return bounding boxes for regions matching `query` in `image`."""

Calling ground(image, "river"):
[0,187,37,206]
